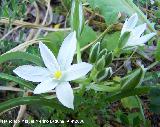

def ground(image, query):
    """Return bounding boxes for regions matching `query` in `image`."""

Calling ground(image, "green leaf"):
[0,52,43,66]
[62,0,71,9]
[121,67,146,91]
[0,96,64,113]
[155,41,160,61]
[118,32,131,49]
[87,0,155,32]
[43,31,68,56]
[86,83,120,92]
[155,10,160,19]
[149,87,160,113]
[121,96,139,110]
[101,32,120,51]
[43,25,96,56]
[79,25,97,48]
[0,73,35,90]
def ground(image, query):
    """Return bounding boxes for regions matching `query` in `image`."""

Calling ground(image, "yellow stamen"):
[54,70,62,79]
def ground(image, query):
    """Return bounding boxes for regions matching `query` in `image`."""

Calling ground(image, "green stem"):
[80,24,114,52]
[77,41,82,63]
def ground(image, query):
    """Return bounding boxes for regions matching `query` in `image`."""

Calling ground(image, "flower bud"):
[97,49,108,61]
[96,67,113,82]
[95,55,105,71]
[105,52,113,67]
[89,42,100,63]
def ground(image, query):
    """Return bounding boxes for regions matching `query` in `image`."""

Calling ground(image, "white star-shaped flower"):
[150,0,155,4]
[13,32,93,109]
[121,13,156,48]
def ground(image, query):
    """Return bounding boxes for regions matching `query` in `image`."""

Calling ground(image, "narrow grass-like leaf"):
[0,52,43,66]
[0,96,64,113]
[0,73,35,90]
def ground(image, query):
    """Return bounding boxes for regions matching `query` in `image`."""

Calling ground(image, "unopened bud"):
[95,55,105,71]
[96,67,113,82]
[89,42,100,63]
[105,52,113,67]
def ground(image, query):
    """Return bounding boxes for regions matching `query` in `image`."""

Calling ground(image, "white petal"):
[39,42,60,72]
[13,65,50,82]
[135,32,156,45]
[125,32,156,47]
[63,62,93,81]
[132,23,146,38]
[56,82,74,109]
[33,79,58,94]
[57,32,77,70]
[121,13,138,36]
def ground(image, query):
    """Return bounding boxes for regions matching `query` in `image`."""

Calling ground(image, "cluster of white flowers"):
[121,13,156,48]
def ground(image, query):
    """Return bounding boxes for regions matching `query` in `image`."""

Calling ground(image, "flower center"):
[54,70,62,80]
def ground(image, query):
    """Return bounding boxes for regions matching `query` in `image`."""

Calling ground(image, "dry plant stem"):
[48,0,53,25]
[0,107,18,116]
[0,26,22,41]
[1,39,40,55]
[113,57,139,61]
[13,92,28,127]
[0,86,24,92]
[60,0,68,12]
[26,2,40,41]
[0,18,71,32]
[113,47,138,74]
[0,2,30,41]
[146,61,159,71]
[84,6,104,19]
[64,11,70,28]
[13,105,26,127]
[34,0,51,39]
[80,24,114,52]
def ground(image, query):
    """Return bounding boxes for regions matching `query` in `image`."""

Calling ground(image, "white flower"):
[121,13,156,48]
[150,0,155,4]
[13,32,93,109]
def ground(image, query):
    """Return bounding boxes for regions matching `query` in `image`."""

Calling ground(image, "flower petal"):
[132,23,146,38]
[56,82,74,109]
[39,42,60,72]
[125,32,156,47]
[135,32,156,45]
[13,65,50,82]
[121,13,138,36]
[57,32,77,70]
[63,62,93,81]
[33,79,58,94]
